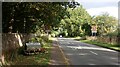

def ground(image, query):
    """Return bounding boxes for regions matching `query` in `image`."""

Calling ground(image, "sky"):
[76,0,119,18]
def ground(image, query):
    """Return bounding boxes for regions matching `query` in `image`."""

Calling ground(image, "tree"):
[53,5,91,37]
[2,2,79,33]
[93,13,117,36]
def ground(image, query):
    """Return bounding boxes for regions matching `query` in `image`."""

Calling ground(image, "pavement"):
[57,37,120,65]
[49,38,69,65]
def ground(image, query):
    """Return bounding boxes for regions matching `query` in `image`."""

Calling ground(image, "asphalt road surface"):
[57,37,120,65]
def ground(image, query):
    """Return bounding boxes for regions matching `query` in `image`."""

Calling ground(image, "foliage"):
[3,2,117,37]
[81,23,91,36]
[52,5,91,37]
[106,30,118,37]
[93,13,117,36]
[80,40,120,51]
[2,2,79,33]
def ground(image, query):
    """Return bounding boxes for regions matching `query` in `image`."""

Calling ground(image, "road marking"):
[90,51,98,55]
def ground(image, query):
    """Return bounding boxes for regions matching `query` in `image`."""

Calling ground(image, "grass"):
[6,37,52,66]
[77,39,120,51]
[12,52,50,65]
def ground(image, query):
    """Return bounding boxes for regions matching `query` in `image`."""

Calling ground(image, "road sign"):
[91,25,97,36]
[91,25,97,32]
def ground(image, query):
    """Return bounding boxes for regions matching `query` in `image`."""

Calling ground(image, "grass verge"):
[7,38,52,65]
[77,39,120,52]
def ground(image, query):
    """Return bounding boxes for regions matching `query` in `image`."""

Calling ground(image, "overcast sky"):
[76,0,119,18]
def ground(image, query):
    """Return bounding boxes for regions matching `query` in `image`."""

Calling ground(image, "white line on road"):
[90,51,98,55]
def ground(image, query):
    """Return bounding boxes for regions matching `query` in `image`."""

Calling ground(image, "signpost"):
[91,25,97,41]
[91,25,97,36]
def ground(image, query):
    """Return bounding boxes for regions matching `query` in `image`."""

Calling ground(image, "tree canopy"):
[2,2,79,33]
[93,13,117,36]
[2,2,117,37]
[51,7,118,37]
[51,5,91,37]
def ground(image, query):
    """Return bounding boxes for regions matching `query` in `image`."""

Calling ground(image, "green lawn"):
[78,39,120,51]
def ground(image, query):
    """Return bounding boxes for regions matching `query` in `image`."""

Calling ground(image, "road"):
[57,37,120,65]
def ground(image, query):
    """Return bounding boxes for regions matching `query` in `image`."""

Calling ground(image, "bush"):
[51,31,59,37]
[106,32,118,37]
[81,36,87,40]
[29,38,36,42]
